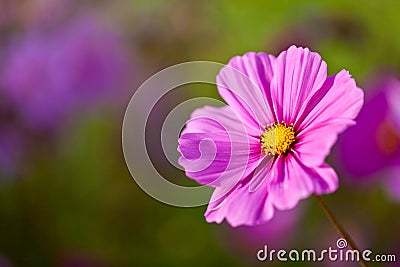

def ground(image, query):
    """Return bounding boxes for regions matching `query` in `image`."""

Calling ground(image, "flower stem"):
[314,194,369,267]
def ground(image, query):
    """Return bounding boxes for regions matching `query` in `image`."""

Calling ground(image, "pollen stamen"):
[259,121,295,156]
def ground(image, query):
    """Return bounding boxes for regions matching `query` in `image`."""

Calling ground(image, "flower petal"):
[311,163,339,195]
[249,156,275,192]
[205,178,275,227]
[178,105,261,187]
[204,153,338,226]
[216,52,276,131]
[268,154,338,210]
[295,118,354,166]
[294,69,364,166]
[181,105,259,136]
[268,155,313,210]
[270,45,327,123]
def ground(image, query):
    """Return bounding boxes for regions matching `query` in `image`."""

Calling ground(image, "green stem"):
[314,194,369,267]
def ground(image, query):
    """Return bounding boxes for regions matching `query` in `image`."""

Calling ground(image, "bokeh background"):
[1,0,400,266]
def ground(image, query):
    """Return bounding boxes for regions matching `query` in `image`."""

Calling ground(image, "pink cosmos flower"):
[178,46,364,227]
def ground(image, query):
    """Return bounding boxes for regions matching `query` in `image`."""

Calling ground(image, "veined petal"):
[181,105,259,137]
[296,70,363,131]
[270,45,327,123]
[216,52,276,131]
[294,70,364,166]
[205,177,275,227]
[268,155,314,210]
[295,118,354,166]
[268,154,338,210]
[310,163,339,195]
[249,155,275,192]
[178,105,262,187]
[205,152,338,226]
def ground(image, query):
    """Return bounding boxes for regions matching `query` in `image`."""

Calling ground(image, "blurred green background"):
[0,0,399,266]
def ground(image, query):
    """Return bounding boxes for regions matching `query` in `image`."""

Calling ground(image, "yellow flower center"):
[259,121,295,156]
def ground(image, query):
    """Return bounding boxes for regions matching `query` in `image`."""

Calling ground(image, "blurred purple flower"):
[52,16,132,104]
[1,14,132,131]
[337,77,400,177]
[337,76,400,201]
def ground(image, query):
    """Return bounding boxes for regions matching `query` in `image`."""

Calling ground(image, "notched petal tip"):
[286,44,311,53]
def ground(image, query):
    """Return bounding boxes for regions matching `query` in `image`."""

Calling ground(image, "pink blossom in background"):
[1,34,76,130]
[336,76,400,202]
[178,46,364,227]
[337,77,400,178]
